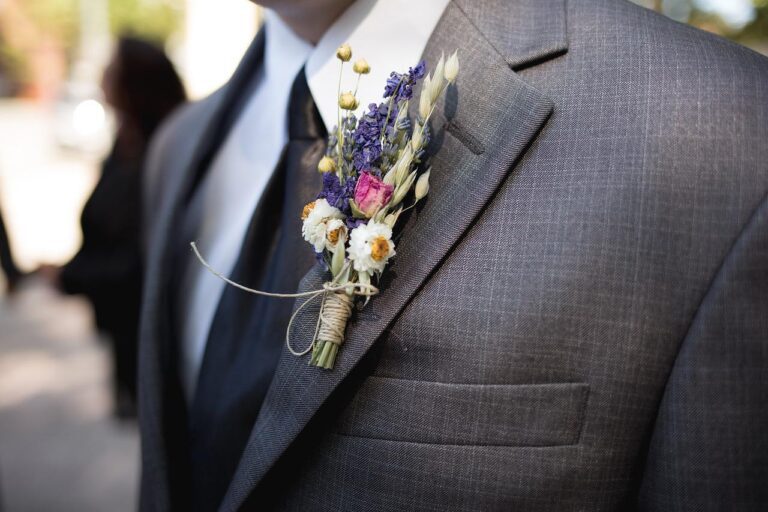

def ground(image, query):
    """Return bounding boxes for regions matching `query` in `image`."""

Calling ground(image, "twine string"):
[285,292,325,356]
[190,242,378,357]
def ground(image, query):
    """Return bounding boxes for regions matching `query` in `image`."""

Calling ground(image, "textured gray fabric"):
[637,196,768,509]
[138,0,768,510]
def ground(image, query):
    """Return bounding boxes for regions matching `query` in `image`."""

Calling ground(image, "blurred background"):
[0,0,765,510]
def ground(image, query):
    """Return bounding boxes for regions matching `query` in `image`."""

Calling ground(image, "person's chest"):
[242,111,739,510]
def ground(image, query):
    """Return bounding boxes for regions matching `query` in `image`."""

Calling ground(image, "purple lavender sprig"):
[383,61,426,102]
[318,172,356,216]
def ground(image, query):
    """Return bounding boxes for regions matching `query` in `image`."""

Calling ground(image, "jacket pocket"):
[336,376,589,447]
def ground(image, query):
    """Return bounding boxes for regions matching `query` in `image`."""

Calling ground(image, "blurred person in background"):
[40,36,186,419]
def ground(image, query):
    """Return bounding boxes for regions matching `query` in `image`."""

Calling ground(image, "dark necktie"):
[185,68,326,511]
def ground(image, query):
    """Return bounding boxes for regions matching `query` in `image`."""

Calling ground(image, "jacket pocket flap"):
[337,377,589,447]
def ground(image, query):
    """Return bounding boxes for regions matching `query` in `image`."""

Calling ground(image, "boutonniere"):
[299,44,458,369]
[192,44,459,371]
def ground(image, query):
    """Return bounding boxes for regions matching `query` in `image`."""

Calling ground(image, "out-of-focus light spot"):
[696,0,756,28]
[72,99,106,136]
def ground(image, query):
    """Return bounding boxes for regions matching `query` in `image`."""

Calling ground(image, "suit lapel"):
[222,1,566,509]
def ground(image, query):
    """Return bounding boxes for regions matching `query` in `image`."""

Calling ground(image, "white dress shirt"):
[180,0,450,400]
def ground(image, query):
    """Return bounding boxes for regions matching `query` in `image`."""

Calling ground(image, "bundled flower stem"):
[300,45,459,370]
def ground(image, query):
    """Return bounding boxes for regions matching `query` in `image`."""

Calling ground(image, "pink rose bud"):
[354,171,394,217]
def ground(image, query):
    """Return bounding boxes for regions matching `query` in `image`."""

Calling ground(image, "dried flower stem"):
[353,73,362,98]
[336,62,345,181]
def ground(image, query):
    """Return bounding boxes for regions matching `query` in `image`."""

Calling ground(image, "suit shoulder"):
[565,0,768,183]
[569,0,768,90]
[542,0,768,218]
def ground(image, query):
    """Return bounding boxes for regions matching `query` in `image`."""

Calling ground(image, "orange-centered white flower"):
[325,218,347,248]
[301,201,316,220]
[347,221,395,273]
[301,198,344,252]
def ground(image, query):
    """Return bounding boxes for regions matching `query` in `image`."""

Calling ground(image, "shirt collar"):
[305,0,451,132]
[262,10,313,92]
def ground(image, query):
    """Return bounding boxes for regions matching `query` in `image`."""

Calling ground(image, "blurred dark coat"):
[61,144,143,353]
[139,0,768,510]
[0,203,20,282]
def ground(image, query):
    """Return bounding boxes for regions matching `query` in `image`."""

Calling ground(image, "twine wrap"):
[310,291,354,369]
[318,291,353,347]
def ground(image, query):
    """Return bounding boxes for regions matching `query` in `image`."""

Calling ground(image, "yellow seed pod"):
[336,43,352,62]
[317,155,336,173]
[353,59,370,74]
[338,92,359,110]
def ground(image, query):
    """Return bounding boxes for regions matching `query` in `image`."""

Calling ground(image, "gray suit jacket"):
[139,0,768,510]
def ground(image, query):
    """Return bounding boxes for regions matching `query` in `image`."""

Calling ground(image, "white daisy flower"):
[325,218,347,249]
[301,198,345,252]
[347,221,396,273]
